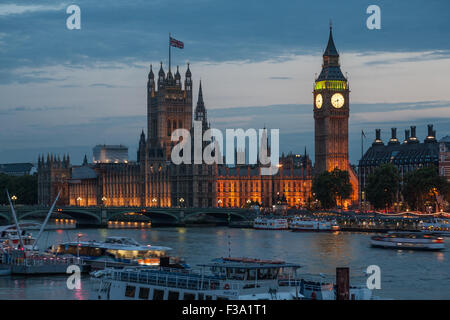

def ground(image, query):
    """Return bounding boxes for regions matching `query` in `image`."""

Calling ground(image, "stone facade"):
[358,125,439,200]
[439,136,450,181]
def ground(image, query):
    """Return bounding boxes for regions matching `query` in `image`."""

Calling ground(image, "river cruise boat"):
[419,218,450,236]
[91,257,304,300]
[371,232,444,251]
[253,217,288,230]
[0,224,37,251]
[289,217,340,232]
[48,236,184,268]
[90,257,373,300]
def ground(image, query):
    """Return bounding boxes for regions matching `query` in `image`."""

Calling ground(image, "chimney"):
[404,129,410,144]
[409,126,418,143]
[372,129,384,146]
[425,124,436,143]
[388,128,400,145]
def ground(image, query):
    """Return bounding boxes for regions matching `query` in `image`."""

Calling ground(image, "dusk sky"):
[1,0,449,165]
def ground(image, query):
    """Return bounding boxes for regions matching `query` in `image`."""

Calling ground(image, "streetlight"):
[77,197,82,207]
[179,198,185,207]
[218,199,223,207]
[11,195,17,207]
[101,196,107,207]
[152,198,157,207]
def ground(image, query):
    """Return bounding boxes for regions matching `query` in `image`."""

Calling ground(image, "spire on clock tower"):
[324,24,338,57]
[317,24,346,82]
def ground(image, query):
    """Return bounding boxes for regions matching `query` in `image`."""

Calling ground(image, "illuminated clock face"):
[331,93,345,108]
[315,94,323,109]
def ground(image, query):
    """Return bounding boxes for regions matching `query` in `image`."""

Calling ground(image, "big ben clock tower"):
[314,25,349,173]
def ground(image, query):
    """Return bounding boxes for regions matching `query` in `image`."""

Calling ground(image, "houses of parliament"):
[37,27,358,209]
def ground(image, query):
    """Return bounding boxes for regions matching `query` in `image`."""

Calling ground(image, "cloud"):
[0,0,449,85]
[268,76,293,80]
[89,83,116,88]
[0,3,66,16]
[0,105,76,115]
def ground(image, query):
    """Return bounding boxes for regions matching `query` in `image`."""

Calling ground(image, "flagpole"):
[361,130,363,160]
[169,32,171,72]
[360,130,364,211]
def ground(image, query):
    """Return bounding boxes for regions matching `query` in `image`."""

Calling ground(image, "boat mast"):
[32,190,61,251]
[6,189,25,251]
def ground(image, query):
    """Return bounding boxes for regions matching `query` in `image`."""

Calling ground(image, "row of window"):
[218,182,308,192]
[124,285,228,300]
[167,120,183,136]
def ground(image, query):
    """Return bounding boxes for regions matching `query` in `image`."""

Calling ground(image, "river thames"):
[0,227,448,300]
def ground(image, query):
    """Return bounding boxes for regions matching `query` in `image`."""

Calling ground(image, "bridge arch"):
[19,209,101,224]
[183,210,248,222]
[108,210,151,222]
[142,210,179,222]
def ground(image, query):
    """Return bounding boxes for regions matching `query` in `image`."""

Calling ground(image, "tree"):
[312,168,353,209]
[0,173,38,205]
[365,163,401,211]
[402,165,449,212]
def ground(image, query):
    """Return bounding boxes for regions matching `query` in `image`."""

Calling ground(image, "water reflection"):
[0,227,446,300]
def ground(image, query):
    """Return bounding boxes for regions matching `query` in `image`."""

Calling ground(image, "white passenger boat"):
[48,236,185,268]
[91,257,304,300]
[419,218,450,236]
[90,256,373,300]
[0,224,37,251]
[289,217,340,232]
[371,232,444,251]
[253,217,288,230]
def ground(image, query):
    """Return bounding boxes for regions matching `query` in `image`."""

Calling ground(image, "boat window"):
[257,269,270,280]
[125,285,136,298]
[138,287,150,299]
[198,293,204,300]
[248,269,257,281]
[168,291,180,300]
[217,297,229,300]
[205,295,212,300]
[183,293,196,300]
[152,289,164,300]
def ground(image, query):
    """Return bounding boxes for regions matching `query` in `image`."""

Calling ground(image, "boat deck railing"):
[102,268,292,292]
[1,254,85,267]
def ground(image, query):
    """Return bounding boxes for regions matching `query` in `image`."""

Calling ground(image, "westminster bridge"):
[0,205,255,226]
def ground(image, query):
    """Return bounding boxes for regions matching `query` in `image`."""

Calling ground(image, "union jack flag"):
[170,37,184,49]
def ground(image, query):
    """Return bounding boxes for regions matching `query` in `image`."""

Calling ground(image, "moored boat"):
[289,217,340,232]
[48,236,185,269]
[419,218,450,236]
[370,232,444,251]
[253,217,288,230]
[0,224,37,251]
[91,257,304,300]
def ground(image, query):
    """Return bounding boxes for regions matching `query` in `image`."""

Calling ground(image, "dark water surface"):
[0,227,448,300]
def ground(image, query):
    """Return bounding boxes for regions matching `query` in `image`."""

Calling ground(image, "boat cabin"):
[199,257,301,282]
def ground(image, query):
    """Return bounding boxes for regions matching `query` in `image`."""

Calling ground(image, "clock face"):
[315,94,323,109]
[331,93,345,108]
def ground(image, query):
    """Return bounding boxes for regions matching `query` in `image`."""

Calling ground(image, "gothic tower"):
[146,62,193,162]
[313,25,350,173]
